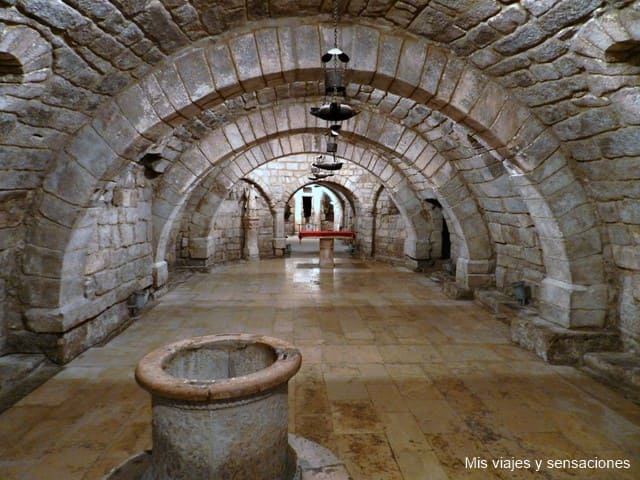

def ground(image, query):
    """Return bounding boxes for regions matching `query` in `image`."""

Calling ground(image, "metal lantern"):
[313,154,343,171]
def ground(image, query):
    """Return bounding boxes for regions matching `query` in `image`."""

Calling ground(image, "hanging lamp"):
[310,0,358,125]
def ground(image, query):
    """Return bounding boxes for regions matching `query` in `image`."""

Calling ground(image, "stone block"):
[229,33,265,91]
[612,245,640,270]
[391,39,426,98]
[255,28,283,85]
[91,102,138,158]
[467,80,508,135]
[85,249,111,275]
[43,157,97,209]
[372,34,403,91]
[206,43,241,98]
[292,25,321,82]
[456,258,496,289]
[490,100,531,148]
[435,56,466,118]
[174,48,216,106]
[450,67,487,118]
[189,236,215,259]
[539,278,607,328]
[94,269,118,295]
[511,315,622,366]
[350,26,379,85]
[200,128,234,162]
[139,74,182,126]
[115,83,166,140]
[155,63,201,119]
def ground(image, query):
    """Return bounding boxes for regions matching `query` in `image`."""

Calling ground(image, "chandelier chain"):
[333,0,338,49]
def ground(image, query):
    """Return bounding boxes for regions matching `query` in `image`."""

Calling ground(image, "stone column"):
[272,204,287,257]
[243,217,260,260]
[243,186,260,260]
[358,208,375,258]
[319,238,335,268]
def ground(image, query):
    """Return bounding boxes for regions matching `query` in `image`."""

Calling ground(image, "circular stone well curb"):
[104,434,351,480]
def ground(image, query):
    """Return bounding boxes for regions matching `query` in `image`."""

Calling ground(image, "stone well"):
[134,333,301,480]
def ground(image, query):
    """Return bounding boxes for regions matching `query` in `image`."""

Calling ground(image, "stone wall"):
[0,191,31,355]
[7,166,154,362]
[83,168,153,304]
[184,183,274,264]
[373,189,406,263]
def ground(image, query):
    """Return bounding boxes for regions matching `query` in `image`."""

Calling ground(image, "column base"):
[455,258,495,289]
[539,278,607,328]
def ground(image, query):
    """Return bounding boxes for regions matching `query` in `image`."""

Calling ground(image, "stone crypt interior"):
[1,0,640,478]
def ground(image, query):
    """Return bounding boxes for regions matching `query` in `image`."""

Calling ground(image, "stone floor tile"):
[333,433,404,480]
[331,400,383,434]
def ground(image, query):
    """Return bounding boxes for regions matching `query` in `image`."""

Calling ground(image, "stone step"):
[583,351,640,402]
[511,315,623,366]
[0,354,61,412]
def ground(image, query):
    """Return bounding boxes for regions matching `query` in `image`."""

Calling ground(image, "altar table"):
[297,231,356,268]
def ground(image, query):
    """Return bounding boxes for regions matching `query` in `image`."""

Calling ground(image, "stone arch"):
[23,21,605,351]
[0,25,51,83]
[168,122,482,274]
[178,148,430,268]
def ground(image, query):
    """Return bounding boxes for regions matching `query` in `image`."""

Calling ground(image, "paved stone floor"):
[1,250,639,479]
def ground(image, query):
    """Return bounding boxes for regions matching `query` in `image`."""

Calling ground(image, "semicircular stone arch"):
[22,21,604,354]
[175,141,441,273]
[152,100,495,277]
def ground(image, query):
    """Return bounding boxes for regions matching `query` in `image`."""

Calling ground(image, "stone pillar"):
[539,278,607,328]
[319,238,334,268]
[456,258,495,289]
[359,208,375,258]
[243,217,260,260]
[272,204,287,257]
[242,186,260,260]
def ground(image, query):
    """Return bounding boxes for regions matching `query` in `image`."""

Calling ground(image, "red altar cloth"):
[298,230,356,240]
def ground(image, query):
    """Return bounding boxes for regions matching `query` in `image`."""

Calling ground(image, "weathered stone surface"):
[511,315,622,366]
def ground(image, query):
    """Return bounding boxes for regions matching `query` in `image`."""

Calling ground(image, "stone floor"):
[1,248,639,479]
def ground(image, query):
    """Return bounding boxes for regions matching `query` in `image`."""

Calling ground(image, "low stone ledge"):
[582,352,640,402]
[511,315,623,366]
[16,302,133,364]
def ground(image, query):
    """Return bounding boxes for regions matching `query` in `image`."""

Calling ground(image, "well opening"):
[164,341,277,383]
